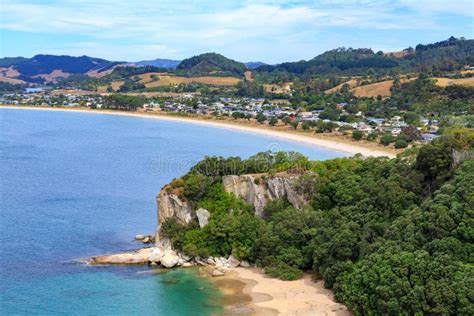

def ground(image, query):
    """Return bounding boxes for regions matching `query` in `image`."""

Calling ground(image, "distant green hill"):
[176,52,247,76]
[407,36,474,71]
[245,61,268,69]
[0,57,29,68]
[0,54,120,84]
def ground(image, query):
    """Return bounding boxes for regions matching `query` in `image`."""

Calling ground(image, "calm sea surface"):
[0,108,346,315]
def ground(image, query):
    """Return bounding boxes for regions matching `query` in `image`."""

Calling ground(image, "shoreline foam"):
[1,106,396,158]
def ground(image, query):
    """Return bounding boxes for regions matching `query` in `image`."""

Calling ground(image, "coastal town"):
[1,88,442,148]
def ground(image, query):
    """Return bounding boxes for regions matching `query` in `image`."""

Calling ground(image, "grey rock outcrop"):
[155,190,194,247]
[222,174,306,217]
[160,249,179,268]
[157,190,194,226]
[227,255,240,268]
[239,260,250,268]
[196,208,210,228]
[452,148,474,168]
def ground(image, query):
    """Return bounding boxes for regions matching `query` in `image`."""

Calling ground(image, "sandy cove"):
[86,249,352,315]
[1,106,396,158]
[213,267,352,316]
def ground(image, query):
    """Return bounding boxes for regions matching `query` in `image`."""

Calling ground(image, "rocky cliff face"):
[222,174,306,217]
[90,172,307,268]
[155,173,307,245]
[155,190,194,248]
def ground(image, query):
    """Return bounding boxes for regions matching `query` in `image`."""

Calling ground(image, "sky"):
[0,0,473,63]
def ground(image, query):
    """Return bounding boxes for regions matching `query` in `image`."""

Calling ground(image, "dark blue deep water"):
[0,108,346,315]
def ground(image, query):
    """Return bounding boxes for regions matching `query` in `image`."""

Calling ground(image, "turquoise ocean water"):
[0,108,346,315]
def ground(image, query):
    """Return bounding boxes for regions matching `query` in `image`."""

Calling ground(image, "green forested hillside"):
[3,54,116,76]
[176,52,247,76]
[161,128,474,315]
[257,37,474,75]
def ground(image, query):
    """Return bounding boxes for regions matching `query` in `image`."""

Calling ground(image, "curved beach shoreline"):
[1,106,396,158]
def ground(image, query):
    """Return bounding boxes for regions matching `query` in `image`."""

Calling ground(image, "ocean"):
[0,108,346,315]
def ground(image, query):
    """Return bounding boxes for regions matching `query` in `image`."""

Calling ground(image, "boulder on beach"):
[161,250,179,268]
[227,255,240,268]
[239,260,250,268]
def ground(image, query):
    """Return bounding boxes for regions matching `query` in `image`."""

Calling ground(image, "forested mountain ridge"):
[157,128,474,315]
[256,37,474,75]
[0,54,118,76]
[245,61,268,69]
[1,37,472,88]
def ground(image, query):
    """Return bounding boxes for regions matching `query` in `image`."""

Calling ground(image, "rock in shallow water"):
[135,234,145,240]
[88,248,153,264]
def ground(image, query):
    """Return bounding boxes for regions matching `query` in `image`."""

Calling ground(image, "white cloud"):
[0,0,472,62]
[399,0,474,16]
[42,42,179,61]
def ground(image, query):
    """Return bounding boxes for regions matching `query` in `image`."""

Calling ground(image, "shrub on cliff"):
[183,172,213,201]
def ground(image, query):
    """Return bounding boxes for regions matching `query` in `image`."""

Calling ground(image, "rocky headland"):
[86,171,307,274]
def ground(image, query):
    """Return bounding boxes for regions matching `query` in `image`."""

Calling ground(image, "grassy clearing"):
[139,73,240,87]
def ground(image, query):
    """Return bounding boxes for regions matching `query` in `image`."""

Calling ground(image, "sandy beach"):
[1,106,396,158]
[213,267,352,316]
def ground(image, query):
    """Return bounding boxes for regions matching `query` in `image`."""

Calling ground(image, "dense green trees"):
[236,80,265,97]
[0,82,24,92]
[102,94,147,110]
[257,37,474,76]
[335,250,473,315]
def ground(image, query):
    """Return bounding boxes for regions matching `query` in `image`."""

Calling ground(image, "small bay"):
[0,108,346,315]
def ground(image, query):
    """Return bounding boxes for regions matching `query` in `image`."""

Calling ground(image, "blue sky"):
[0,0,473,63]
